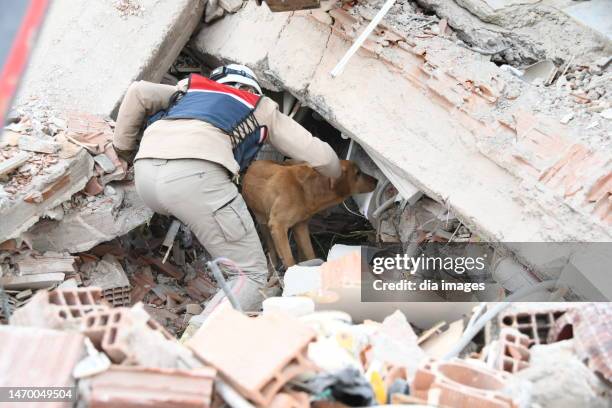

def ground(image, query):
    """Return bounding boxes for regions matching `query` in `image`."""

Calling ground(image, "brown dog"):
[242,160,377,268]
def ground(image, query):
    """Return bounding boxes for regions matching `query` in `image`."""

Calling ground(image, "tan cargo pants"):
[134,158,267,317]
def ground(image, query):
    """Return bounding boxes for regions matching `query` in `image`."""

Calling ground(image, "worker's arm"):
[113,81,179,154]
[255,97,341,178]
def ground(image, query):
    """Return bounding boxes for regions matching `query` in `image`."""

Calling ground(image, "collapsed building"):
[0,0,611,407]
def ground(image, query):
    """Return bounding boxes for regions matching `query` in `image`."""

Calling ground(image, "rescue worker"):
[112,64,341,321]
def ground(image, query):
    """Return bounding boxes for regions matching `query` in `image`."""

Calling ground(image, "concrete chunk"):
[18,135,61,154]
[0,151,29,177]
[17,0,205,116]
[93,153,116,173]
[194,3,612,279]
[24,184,153,253]
[0,148,94,242]
[219,0,243,13]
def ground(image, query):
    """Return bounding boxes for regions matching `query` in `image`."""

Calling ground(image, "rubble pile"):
[1,0,611,407]
[0,103,151,247]
[2,276,611,407]
[0,216,221,335]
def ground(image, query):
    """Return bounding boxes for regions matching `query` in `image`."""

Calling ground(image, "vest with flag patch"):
[147,73,268,173]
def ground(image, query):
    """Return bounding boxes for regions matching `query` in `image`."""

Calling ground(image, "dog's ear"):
[330,175,351,196]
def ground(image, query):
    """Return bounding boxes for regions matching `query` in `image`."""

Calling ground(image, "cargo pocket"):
[212,195,254,242]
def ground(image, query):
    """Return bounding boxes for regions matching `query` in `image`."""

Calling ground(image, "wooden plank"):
[17,254,76,275]
[0,272,65,290]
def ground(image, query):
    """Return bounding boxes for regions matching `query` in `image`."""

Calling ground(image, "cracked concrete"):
[194,1,611,277]
[15,0,205,116]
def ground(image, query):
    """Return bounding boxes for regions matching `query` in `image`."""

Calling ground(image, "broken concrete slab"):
[23,183,154,253]
[563,0,612,40]
[16,0,205,116]
[18,134,61,154]
[0,148,94,242]
[0,151,29,178]
[194,2,612,280]
[413,0,612,66]
[547,303,612,382]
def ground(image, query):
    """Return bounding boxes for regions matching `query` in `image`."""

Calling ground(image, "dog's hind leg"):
[268,219,296,268]
[294,220,316,262]
[259,222,279,268]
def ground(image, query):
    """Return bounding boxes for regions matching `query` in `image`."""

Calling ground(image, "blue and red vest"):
[147,73,268,172]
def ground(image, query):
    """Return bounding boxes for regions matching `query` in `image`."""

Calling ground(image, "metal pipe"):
[208,258,243,313]
[331,0,397,77]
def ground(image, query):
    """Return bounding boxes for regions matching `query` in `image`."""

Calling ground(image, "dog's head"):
[336,160,377,195]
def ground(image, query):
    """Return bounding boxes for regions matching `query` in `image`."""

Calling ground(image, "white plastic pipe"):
[330,0,397,77]
[215,379,255,408]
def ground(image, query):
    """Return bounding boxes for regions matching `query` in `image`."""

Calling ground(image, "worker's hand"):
[114,146,136,163]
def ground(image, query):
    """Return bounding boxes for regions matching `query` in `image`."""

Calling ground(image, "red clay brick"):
[10,287,108,328]
[494,329,531,373]
[499,308,567,345]
[82,307,173,363]
[0,326,85,408]
[547,303,612,382]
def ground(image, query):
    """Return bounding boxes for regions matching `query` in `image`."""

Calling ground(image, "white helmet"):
[209,64,262,94]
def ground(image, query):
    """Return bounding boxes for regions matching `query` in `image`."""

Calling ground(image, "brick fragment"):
[499,307,567,344]
[547,303,612,382]
[87,254,131,307]
[140,255,185,280]
[187,306,316,407]
[411,359,517,408]
[81,307,173,364]
[87,365,216,408]
[494,329,531,373]
[84,177,105,196]
[10,287,107,329]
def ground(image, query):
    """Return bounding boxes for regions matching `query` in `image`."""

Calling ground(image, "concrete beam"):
[194,3,611,274]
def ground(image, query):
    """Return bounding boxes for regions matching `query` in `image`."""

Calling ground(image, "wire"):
[343,201,368,219]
